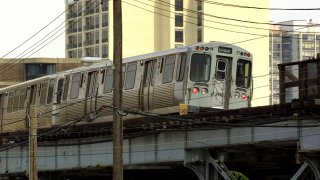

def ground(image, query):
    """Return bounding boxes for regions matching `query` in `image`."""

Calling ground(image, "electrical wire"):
[200,0,320,11]
[155,0,320,27]
[0,2,76,60]
[0,0,98,75]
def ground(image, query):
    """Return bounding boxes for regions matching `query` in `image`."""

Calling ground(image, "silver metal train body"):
[0,42,253,132]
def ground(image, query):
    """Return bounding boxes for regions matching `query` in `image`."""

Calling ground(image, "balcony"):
[84,40,94,46]
[84,9,95,15]
[84,25,95,31]
[67,12,77,19]
[67,28,77,34]
[66,44,77,49]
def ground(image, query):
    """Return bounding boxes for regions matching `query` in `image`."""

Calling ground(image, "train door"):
[56,78,64,104]
[140,60,156,111]
[213,56,232,109]
[26,84,37,129]
[229,59,252,109]
[86,71,99,113]
[52,78,65,125]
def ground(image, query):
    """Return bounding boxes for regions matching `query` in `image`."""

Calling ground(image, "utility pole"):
[113,0,123,180]
[28,107,38,180]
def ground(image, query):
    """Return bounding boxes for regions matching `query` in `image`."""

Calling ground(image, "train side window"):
[70,73,81,99]
[40,82,47,105]
[162,55,176,83]
[87,71,99,97]
[62,75,70,101]
[103,67,113,93]
[47,79,55,104]
[31,85,37,105]
[124,62,137,90]
[13,90,20,112]
[57,79,64,104]
[216,60,226,80]
[19,89,26,110]
[0,94,3,115]
[7,91,14,113]
[176,53,187,82]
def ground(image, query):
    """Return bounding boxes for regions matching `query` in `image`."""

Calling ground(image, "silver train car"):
[0,41,253,132]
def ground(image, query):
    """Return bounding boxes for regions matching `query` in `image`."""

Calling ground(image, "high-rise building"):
[65,0,270,106]
[269,20,320,104]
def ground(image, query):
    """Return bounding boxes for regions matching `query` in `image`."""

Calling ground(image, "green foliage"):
[231,171,249,180]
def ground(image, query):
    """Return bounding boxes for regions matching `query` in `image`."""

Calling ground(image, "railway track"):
[1,102,320,145]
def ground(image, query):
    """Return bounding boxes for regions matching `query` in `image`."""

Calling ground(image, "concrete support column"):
[184,149,233,180]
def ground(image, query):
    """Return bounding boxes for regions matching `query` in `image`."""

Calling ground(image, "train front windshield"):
[190,54,211,82]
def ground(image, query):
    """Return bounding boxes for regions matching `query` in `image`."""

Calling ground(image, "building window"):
[102,0,108,11]
[26,64,56,80]
[197,0,202,11]
[102,29,108,43]
[102,13,108,27]
[197,12,202,26]
[197,29,202,42]
[95,15,99,28]
[175,30,183,43]
[175,14,183,27]
[175,0,183,11]
[95,46,100,57]
[95,31,100,44]
[302,34,315,41]
[102,45,108,58]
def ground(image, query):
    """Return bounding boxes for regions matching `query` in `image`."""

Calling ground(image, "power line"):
[156,0,320,27]
[0,0,97,75]
[200,0,320,11]
[0,3,76,60]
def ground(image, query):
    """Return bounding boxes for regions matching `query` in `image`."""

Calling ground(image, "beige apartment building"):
[65,0,269,106]
[0,58,82,88]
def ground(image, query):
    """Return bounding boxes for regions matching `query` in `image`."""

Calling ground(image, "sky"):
[0,0,319,59]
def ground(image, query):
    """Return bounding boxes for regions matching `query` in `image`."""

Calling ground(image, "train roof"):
[0,74,56,92]
[0,41,251,92]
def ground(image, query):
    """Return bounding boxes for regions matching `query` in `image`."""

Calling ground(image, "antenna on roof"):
[80,57,112,66]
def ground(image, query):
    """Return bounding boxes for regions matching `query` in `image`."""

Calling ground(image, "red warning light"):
[192,87,199,94]
[241,94,247,101]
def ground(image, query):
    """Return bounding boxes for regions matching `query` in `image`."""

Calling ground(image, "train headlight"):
[201,88,208,95]
[241,94,247,101]
[235,92,240,98]
[192,87,199,94]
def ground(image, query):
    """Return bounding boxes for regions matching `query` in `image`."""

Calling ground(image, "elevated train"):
[0,41,253,132]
